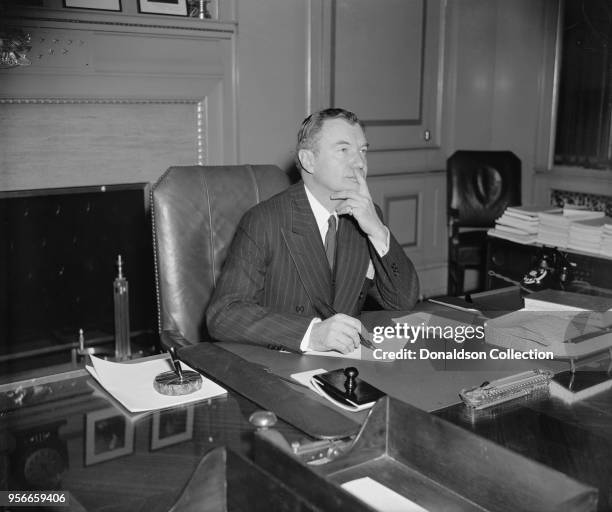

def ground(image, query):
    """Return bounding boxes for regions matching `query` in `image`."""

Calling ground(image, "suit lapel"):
[333,215,369,313]
[281,183,333,305]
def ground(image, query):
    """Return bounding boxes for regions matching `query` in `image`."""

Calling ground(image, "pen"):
[168,346,184,380]
[312,299,376,350]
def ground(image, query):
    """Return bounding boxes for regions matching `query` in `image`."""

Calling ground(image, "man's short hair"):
[295,108,363,170]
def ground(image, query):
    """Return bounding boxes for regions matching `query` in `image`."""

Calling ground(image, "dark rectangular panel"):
[0,184,156,362]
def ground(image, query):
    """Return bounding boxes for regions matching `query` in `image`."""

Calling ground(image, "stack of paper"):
[488,205,560,244]
[537,207,605,248]
[568,216,612,255]
[86,355,227,413]
[484,310,611,358]
[523,289,612,313]
[602,220,612,257]
[486,289,612,358]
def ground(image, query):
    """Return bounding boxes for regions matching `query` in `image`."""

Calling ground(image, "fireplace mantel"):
[0,7,237,191]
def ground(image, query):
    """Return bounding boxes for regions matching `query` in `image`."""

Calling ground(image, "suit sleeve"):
[367,205,420,310]
[206,210,311,352]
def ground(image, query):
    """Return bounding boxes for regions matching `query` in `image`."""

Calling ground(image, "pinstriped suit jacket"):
[206,181,419,352]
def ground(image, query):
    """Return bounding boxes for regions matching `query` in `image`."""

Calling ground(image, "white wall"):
[443,0,557,204]
[235,0,308,170]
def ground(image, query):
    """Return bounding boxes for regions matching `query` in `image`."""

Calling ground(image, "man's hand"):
[309,314,362,353]
[331,170,387,246]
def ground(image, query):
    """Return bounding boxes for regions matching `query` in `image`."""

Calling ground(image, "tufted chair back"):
[151,165,290,347]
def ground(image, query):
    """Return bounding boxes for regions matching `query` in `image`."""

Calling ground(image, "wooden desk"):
[0,370,310,511]
[435,386,612,512]
[180,295,609,511]
[2,289,609,511]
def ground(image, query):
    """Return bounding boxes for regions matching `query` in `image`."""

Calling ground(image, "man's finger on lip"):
[331,190,358,199]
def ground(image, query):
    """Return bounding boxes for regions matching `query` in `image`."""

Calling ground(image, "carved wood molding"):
[0,98,202,104]
[6,8,236,36]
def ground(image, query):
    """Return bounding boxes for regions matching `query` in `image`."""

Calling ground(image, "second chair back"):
[448,150,521,227]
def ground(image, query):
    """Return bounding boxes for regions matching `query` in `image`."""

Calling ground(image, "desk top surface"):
[2,287,611,511]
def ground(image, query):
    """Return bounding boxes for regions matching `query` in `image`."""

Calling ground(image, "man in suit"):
[207,108,419,353]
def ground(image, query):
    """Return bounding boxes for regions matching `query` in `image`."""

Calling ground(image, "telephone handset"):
[522,248,575,290]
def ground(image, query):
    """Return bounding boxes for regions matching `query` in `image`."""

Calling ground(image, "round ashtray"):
[153,370,203,395]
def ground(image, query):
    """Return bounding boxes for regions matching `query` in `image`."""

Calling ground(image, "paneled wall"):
[308,0,448,297]
[235,0,309,170]
[443,0,557,205]
[1,0,572,299]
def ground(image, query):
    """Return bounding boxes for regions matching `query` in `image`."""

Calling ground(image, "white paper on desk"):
[303,345,363,359]
[392,311,433,326]
[290,368,375,412]
[291,368,327,388]
[303,343,403,363]
[341,477,429,512]
[86,356,227,413]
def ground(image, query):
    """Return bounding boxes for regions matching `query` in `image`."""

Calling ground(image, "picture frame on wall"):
[150,406,194,450]
[138,0,188,16]
[85,407,134,466]
[64,0,122,11]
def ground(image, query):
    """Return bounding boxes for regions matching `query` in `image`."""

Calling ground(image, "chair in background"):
[151,165,290,347]
[447,150,521,296]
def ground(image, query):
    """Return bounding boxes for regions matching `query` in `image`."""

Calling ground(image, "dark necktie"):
[325,215,337,270]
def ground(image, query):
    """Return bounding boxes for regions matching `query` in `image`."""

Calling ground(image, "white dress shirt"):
[300,185,389,351]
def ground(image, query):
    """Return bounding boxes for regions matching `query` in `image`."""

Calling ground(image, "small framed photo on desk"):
[85,407,134,466]
[150,406,194,450]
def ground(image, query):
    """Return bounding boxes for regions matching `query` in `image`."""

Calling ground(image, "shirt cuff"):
[300,317,322,352]
[369,226,390,257]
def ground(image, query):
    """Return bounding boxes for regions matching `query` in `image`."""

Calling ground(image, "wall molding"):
[384,194,420,248]
[7,8,236,35]
[0,98,202,104]
[1,96,207,165]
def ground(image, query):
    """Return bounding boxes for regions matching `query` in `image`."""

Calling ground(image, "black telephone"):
[522,248,575,291]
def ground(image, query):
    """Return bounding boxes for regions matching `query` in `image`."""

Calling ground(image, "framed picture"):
[138,0,188,16]
[85,407,134,466]
[150,406,194,450]
[64,0,122,11]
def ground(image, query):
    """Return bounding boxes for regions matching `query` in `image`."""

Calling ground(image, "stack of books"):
[568,216,612,255]
[488,205,560,244]
[536,206,605,248]
[602,221,612,257]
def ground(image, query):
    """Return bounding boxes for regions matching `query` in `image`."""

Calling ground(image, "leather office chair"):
[447,151,521,296]
[151,165,290,347]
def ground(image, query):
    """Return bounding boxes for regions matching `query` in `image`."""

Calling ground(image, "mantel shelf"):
[6,7,237,36]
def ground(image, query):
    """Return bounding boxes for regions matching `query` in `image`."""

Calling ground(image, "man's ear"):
[298,148,315,175]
